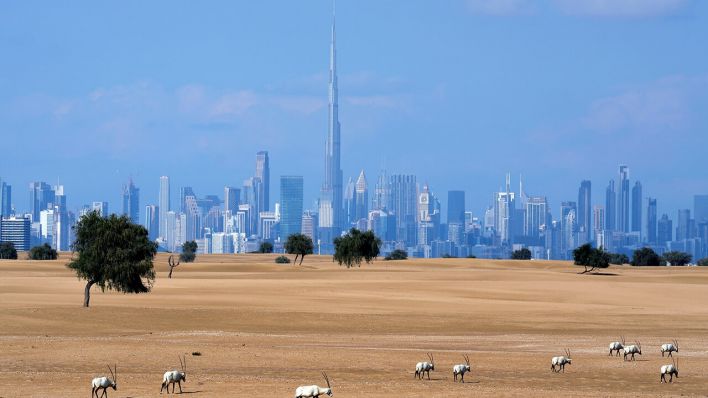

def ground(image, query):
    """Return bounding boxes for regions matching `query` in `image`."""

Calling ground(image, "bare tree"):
[168,255,181,279]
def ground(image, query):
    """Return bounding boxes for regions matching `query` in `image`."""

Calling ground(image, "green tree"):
[284,233,314,265]
[511,248,532,260]
[28,243,58,260]
[333,228,381,268]
[0,242,18,259]
[384,249,408,261]
[662,251,692,266]
[573,243,610,274]
[258,242,274,253]
[698,258,708,266]
[180,240,198,263]
[631,247,661,266]
[608,253,630,265]
[66,211,157,307]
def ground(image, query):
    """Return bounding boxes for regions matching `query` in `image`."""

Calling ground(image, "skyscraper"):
[647,198,657,244]
[560,201,577,258]
[372,170,388,210]
[145,204,159,241]
[658,214,672,245]
[255,151,270,212]
[525,196,548,240]
[577,180,592,244]
[0,215,30,251]
[319,7,343,246]
[605,180,616,231]
[343,177,356,226]
[593,205,605,245]
[122,179,140,224]
[447,191,465,226]
[29,182,54,221]
[159,176,170,239]
[354,170,368,221]
[389,174,417,246]
[0,179,11,217]
[695,195,708,223]
[617,165,630,233]
[224,186,240,214]
[676,209,691,241]
[631,181,642,235]
[280,176,304,241]
[92,201,108,216]
[494,174,515,244]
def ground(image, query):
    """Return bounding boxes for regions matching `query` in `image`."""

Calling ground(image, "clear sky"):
[1,0,707,219]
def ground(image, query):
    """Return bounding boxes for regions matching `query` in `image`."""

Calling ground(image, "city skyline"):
[1,1,707,217]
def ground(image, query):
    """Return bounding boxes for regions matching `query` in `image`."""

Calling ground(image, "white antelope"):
[452,354,471,382]
[414,353,435,380]
[608,336,626,357]
[160,355,187,394]
[623,341,642,361]
[91,364,117,398]
[661,339,679,357]
[551,349,572,373]
[295,372,332,398]
[660,358,679,383]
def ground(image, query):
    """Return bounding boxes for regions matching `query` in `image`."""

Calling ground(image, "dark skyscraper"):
[122,179,140,224]
[617,165,630,233]
[605,180,616,232]
[647,198,657,244]
[255,151,270,212]
[389,174,417,246]
[577,180,591,244]
[631,181,642,235]
[447,190,465,225]
[658,214,672,245]
[29,181,54,221]
[280,176,304,241]
[319,6,343,246]
[695,195,708,223]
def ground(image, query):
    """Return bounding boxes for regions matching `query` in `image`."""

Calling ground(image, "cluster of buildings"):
[1,13,706,263]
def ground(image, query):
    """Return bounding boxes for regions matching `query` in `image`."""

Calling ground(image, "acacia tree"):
[662,251,691,266]
[573,243,610,274]
[511,248,532,260]
[28,243,58,260]
[284,233,314,265]
[631,247,661,266]
[180,240,197,263]
[334,228,381,268]
[0,242,18,259]
[67,211,157,307]
[258,242,274,253]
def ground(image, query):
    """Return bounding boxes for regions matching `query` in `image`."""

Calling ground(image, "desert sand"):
[1,253,707,397]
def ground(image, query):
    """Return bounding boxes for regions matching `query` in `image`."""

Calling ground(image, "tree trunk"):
[84,280,96,307]
[299,254,304,265]
[168,266,173,279]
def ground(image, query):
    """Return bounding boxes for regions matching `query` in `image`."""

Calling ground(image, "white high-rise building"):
[159,176,170,239]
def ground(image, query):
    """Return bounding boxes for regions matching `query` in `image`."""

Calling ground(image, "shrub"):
[441,253,458,258]
[258,242,274,254]
[275,255,291,264]
[384,249,408,261]
[608,253,629,265]
[511,248,532,260]
[467,254,477,259]
[631,247,661,266]
[0,242,18,259]
[28,243,58,260]
[698,258,708,266]
[662,251,692,266]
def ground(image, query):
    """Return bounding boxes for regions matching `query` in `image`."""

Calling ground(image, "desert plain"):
[1,253,707,397]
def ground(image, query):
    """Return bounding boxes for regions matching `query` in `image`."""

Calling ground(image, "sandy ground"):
[1,253,707,397]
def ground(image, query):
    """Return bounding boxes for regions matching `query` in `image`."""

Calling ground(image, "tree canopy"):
[631,247,661,266]
[573,243,610,274]
[284,233,314,265]
[384,249,408,261]
[28,243,58,260]
[0,242,18,259]
[66,211,157,307]
[333,228,381,268]
[662,251,692,266]
[698,258,708,266]
[608,253,630,265]
[180,240,197,263]
[258,242,274,254]
[511,248,532,260]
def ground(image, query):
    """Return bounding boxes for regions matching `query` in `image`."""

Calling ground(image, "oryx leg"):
[178,380,182,393]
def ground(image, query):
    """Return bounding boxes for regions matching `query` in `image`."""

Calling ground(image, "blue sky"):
[1,0,707,219]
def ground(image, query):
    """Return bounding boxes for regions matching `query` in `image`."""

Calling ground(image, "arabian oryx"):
[161,355,187,394]
[623,341,642,361]
[609,336,626,357]
[661,339,679,357]
[91,364,117,398]
[415,353,435,380]
[295,372,333,398]
[551,349,572,373]
[452,354,471,382]
[660,358,679,383]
